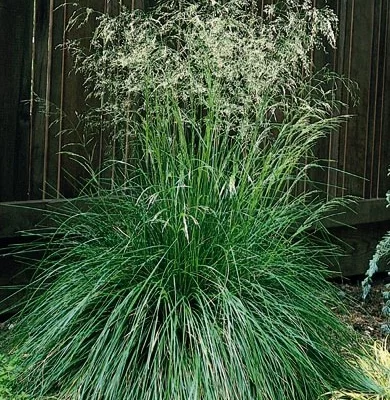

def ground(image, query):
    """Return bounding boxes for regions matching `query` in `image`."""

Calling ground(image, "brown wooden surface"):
[0,200,60,238]
[379,1,390,198]
[323,198,390,228]
[309,1,390,200]
[60,1,107,198]
[1,197,388,236]
[46,1,66,199]
[328,220,390,276]
[0,0,34,201]
[332,0,390,199]
[30,0,52,200]
[327,0,347,199]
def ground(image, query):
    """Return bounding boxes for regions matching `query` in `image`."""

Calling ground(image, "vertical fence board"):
[335,0,353,196]
[370,0,389,198]
[328,0,346,199]
[0,0,33,201]
[30,0,50,200]
[106,0,120,14]
[43,1,66,199]
[310,0,338,196]
[59,0,107,197]
[365,0,384,198]
[340,1,374,197]
[378,0,390,198]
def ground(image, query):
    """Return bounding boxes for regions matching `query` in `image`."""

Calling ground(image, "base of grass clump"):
[6,194,380,400]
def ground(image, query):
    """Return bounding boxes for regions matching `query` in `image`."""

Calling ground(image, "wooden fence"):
[0,0,390,202]
[318,0,390,200]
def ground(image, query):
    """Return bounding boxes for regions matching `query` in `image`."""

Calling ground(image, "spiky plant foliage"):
[362,175,390,301]
[8,1,378,399]
[328,340,390,399]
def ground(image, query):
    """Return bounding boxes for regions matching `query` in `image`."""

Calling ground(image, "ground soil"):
[333,274,390,341]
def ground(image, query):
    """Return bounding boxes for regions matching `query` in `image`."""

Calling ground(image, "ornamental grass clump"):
[8,1,379,399]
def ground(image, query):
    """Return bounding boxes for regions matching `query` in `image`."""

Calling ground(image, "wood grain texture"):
[1,197,388,236]
[0,0,34,201]
[59,0,106,198]
[46,1,66,199]
[328,220,390,276]
[376,0,390,199]
[365,0,386,199]
[311,1,390,200]
[30,0,51,200]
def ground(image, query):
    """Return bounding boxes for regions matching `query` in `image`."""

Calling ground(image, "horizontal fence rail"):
[0,0,389,202]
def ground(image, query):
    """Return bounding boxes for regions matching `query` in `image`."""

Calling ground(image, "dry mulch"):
[333,275,390,340]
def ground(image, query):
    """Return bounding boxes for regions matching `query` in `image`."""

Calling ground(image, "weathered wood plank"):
[30,0,51,200]
[45,1,67,199]
[0,0,34,201]
[327,0,346,199]
[323,198,390,228]
[1,198,389,237]
[338,0,369,197]
[328,220,390,277]
[60,0,107,198]
[310,0,338,196]
[365,0,386,199]
[375,0,390,198]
